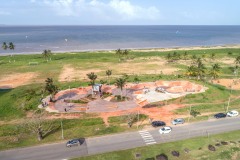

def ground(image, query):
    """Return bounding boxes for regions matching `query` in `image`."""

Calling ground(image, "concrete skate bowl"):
[132,81,206,105]
[44,81,206,114]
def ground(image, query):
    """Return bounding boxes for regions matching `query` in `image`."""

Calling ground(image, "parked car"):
[171,118,185,125]
[151,121,166,127]
[214,113,226,119]
[227,110,239,117]
[66,139,81,147]
[159,126,172,134]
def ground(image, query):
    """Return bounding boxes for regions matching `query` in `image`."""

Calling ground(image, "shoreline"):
[1,44,240,56]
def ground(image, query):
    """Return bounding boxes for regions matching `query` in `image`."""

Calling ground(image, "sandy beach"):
[132,44,240,52]
[1,44,240,56]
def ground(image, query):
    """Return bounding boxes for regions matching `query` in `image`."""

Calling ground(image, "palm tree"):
[87,72,97,97]
[47,49,52,61]
[191,55,197,60]
[166,53,172,62]
[8,42,15,62]
[209,63,221,81]
[123,49,129,56]
[172,51,178,60]
[42,49,52,61]
[234,56,240,76]
[183,51,188,60]
[210,53,216,61]
[2,42,8,50]
[115,48,122,61]
[235,55,240,66]
[115,77,126,100]
[45,78,58,102]
[42,50,49,61]
[185,65,196,79]
[8,42,15,50]
[196,58,206,80]
[106,70,112,85]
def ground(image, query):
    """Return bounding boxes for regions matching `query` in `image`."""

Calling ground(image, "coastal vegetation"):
[1,48,240,150]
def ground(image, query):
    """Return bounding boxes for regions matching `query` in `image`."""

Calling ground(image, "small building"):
[93,84,102,93]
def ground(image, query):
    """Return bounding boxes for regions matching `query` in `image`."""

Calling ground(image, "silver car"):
[171,118,185,125]
[66,139,81,147]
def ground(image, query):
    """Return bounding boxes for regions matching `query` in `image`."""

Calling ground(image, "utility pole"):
[137,111,139,129]
[227,96,231,113]
[188,106,192,123]
[61,120,64,139]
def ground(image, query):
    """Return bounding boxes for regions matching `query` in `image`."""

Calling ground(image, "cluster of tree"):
[2,42,15,62]
[166,51,185,62]
[185,57,221,81]
[115,48,130,61]
[2,42,15,51]
[166,51,219,63]
[87,70,129,100]
[26,78,59,141]
[185,54,240,80]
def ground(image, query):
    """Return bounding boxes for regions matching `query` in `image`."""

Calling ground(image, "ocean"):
[0,25,240,54]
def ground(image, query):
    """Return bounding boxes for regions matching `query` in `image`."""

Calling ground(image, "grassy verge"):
[0,114,150,151]
[73,130,240,160]
[0,118,129,150]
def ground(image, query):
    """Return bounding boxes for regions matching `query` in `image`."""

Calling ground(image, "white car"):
[227,110,239,117]
[159,126,172,134]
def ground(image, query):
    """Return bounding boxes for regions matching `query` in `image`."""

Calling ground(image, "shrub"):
[156,153,168,160]
[208,145,216,151]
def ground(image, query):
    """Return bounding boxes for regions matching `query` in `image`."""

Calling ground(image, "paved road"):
[1,117,240,160]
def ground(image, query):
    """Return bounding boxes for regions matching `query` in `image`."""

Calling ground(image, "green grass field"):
[1,48,240,151]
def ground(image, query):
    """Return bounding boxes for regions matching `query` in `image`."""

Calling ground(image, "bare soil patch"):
[0,72,38,89]
[213,79,240,90]
[58,65,102,82]
[59,61,179,82]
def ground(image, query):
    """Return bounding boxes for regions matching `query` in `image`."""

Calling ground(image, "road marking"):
[146,141,157,145]
[140,134,153,138]
[138,130,156,145]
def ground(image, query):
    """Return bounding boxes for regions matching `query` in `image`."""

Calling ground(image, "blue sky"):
[0,0,239,25]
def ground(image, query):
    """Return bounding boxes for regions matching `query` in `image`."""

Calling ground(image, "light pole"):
[188,106,192,123]
[137,110,139,129]
[61,120,64,139]
[227,96,231,112]
[68,76,71,109]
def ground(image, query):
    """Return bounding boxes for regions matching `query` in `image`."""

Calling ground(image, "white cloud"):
[36,0,160,21]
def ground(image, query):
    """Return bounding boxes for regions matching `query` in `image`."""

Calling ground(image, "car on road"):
[151,121,166,127]
[227,110,239,117]
[171,118,185,125]
[214,113,226,119]
[159,126,172,134]
[66,139,81,147]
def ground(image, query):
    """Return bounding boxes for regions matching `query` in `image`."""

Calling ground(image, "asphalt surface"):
[0,117,240,160]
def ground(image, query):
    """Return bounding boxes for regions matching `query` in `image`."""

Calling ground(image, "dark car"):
[151,121,166,127]
[214,113,226,119]
[66,139,81,147]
